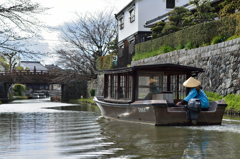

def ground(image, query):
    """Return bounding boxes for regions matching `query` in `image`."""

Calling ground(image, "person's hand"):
[176,102,181,105]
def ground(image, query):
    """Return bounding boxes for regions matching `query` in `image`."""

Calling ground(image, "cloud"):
[29,0,132,64]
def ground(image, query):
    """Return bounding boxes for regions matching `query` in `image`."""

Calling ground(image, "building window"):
[119,45,124,57]
[129,9,135,23]
[166,0,175,9]
[129,40,135,54]
[119,17,124,30]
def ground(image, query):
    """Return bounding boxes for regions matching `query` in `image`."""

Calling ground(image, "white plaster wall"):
[118,2,139,42]
[118,0,189,42]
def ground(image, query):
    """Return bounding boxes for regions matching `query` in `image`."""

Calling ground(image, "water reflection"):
[1,100,240,158]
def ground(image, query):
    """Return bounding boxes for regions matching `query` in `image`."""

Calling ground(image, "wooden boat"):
[93,63,227,126]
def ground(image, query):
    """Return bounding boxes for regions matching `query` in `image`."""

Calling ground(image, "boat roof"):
[96,63,204,75]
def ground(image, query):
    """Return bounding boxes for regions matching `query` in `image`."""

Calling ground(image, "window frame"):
[137,72,164,100]
[119,17,124,30]
[104,73,133,102]
[129,9,135,23]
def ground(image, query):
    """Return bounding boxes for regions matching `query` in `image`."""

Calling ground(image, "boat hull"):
[93,97,227,126]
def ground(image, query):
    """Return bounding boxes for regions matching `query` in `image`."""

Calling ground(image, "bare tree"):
[56,9,117,79]
[0,0,49,58]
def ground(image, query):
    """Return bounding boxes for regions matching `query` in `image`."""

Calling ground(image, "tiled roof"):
[21,61,48,71]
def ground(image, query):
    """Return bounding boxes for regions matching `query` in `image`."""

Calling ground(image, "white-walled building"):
[145,0,222,28]
[115,0,188,67]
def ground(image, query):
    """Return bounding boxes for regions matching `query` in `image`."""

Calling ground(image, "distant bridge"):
[0,70,58,84]
[0,70,88,102]
[0,70,60,102]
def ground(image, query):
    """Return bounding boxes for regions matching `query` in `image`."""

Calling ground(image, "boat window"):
[105,73,132,100]
[120,74,132,99]
[112,75,118,99]
[178,74,187,99]
[162,74,187,101]
[138,73,163,100]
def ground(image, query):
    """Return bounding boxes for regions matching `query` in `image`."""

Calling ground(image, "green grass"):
[226,34,240,41]
[78,97,95,104]
[206,91,240,112]
[175,44,184,50]
[133,45,174,61]
[211,35,225,45]
[206,91,223,102]
[69,97,95,104]
[224,94,240,112]
[185,41,196,50]
[133,34,240,62]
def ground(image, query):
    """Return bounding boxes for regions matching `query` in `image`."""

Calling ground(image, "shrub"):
[90,89,95,97]
[132,45,173,61]
[159,45,174,53]
[224,94,240,111]
[97,53,117,70]
[175,44,184,50]
[136,12,240,54]
[13,84,26,96]
[211,35,225,45]
[205,91,223,101]
[206,92,240,112]
[0,101,2,104]
[185,41,196,50]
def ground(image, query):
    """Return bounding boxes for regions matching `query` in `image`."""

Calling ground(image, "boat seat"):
[201,108,209,111]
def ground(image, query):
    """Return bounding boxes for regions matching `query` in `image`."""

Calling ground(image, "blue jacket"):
[184,88,209,108]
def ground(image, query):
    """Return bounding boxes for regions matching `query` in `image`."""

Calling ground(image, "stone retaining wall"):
[87,75,104,97]
[131,38,240,96]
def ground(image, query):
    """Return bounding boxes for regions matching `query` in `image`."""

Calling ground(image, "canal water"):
[1,99,240,159]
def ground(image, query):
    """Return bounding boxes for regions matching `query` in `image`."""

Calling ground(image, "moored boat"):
[93,63,227,126]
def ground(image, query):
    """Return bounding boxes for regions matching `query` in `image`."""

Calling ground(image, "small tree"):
[218,0,240,17]
[167,7,192,27]
[107,38,118,54]
[158,7,191,36]
[151,21,166,39]
[13,84,26,96]
[188,0,218,23]
[90,89,95,97]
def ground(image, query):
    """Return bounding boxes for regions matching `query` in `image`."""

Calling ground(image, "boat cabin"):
[97,64,204,104]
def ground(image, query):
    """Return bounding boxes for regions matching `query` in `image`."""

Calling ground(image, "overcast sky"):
[28,0,132,64]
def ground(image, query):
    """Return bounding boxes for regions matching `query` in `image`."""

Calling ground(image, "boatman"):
[176,77,209,109]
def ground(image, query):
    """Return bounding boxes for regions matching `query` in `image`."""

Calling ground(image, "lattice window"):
[129,9,135,23]
[119,17,124,30]
[120,74,132,99]
[112,75,118,99]
[105,73,132,100]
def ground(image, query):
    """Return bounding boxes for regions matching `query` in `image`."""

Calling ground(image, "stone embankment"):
[88,75,104,97]
[90,38,240,99]
[132,38,240,96]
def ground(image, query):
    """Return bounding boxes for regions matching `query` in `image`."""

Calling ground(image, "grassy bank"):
[206,91,240,113]
[69,97,96,105]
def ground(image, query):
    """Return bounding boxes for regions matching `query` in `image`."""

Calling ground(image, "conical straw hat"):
[183,77,201,88]
[148,78,158,85]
